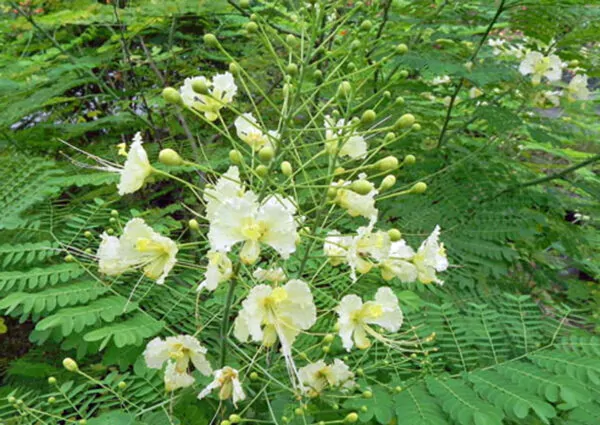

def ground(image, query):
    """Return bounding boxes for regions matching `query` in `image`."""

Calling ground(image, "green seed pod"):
[388,229,402,241]
[394,113,415,129]
[412,182,427,194]
[361,109,376,125]
[396,43,408,54]
[203,33,218,47]
[158,148,183,166]
[162,87,182,105]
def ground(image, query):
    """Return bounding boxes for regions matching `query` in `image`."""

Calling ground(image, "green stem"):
[219,278,238,367]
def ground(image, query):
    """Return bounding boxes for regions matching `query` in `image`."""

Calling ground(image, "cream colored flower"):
[379,240,418,283]
[198,251,233,292]
[298,359,355,396]
[208,193,298,264]
[519,51,562,85]
[324,115,367,159]
[180,72,237,121]
[567,74,590,101]
[198,367,246,406]
[204,166,245,221]
[336,287,403,351]
[323,230,352,266]
[333,176,378,221]
[432,75,450,85]
[253,267,287,284]
[234,113,279,150]
[233,280,316,355]
[144,335,212,391]
[117,132,152,196]
[96,218,178,284]
[469,87,483,99]
[412,225,448,285]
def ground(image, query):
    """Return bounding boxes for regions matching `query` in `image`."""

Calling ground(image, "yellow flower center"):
[352,304,383,324]
[241,218,266,241]
[136,238,168,254]
[534,57,550,75]
[265,287,288,307]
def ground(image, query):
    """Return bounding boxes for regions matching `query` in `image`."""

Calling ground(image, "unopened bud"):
[337,81,352,97]
[351,180,374,195]
[380,175,396,190]
[162,87,182,105]
[377,156,398,171]
[48,377,57,385]
[255,165,269,177]
[240,0,250,7]
[62,358,78,372]
[384,132,396,142]
[323,333,334,343]
[106,228,114,235]
[569,59,579,67]
[404,154,416,165]
[350,40,361,51]
[464,61,473,72]
[327,187,338,199]
[48,396,56,404]
[286,34,297,46]
[245,21,258,33]
[250,372,259,380]
[362,390,373,398]
[221,422,231,425]
[188,219,200,231]
[334,167,345,175]
[84,231,92,238]
[396,43,408,54]
[7,396,16,404]
[79,420,87,425]
[192,79,209,95]
[394,386,403,393]
[118,381,127,389]
[322,345,330,353]
[383,90,391,99]
[159,148,183,166]
[395,96,405,105]
[395,113,415,129]
[388,229,402,241]
[345,413,359,423]
[258,146,275,162]
[356,368,364,376]
[399,70,409,78]
[229,414,242,424]
[412,182,427,194]
[286,63,298,75]
[360,20,373,31]
[229,149,243,164]
[412,123,421,131]
[203,33,218,47]
[313,69,323,80]
[361,109,376,125]
[229,62,241,75]
[281,161,293,176]
[64,255,74,263]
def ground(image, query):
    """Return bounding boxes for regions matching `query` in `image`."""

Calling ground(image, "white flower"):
[144,335,212,391]
[204,166,245,221]
[198,251,233,292]
[324,230,352,266]
[336,287,403,351]
[379,240,418,283]
[519,51,563,85]
[469,87,483,99]
[96,218,178,284]
[180,72,237,121]
[253,267,287,284]
[198,366,246,406]
[234,113,279,150]
[567,74,590,101]
[117,132,152,195]
[432,75,451,85]
[332,175,378,221]
[208,193,298,264]
[298,359,355,396]
[412,225,448,285]
[535,90,561,107]
[233,279,317,355]
[324,115,368,159]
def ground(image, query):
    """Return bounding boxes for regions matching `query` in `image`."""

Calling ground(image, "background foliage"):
[0,0,599,424]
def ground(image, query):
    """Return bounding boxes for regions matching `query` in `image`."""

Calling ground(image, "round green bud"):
[464,61,474,72]
[255,165,269,177]
[569,59,579,67]
[159,148,183,166]
[380,175,396,191]
[403,154,416,165]
[327,187,338,199]
[221,421,231,425]
[332,403,340,410]
[286,63,298,75]
[110,209,119,217]
[281,161,293,176]
[118,381,127,390]
[395,113,415,129]
[412,123,421,131]
[388,229,402,241]
[203,33,218,47]
[356,368,364,376]
[323,333,335,343]
[48,396,56,404]
[396,43,408,54]
[229,62,241,75]
[286,34,297,46]
[84,231,92,238]
[322,345,330,353]
[229,149,243,164]
[347,62,357,72]
[258,146,275,162]
[191,78,209,95]
[229,414,242,424]
[7,397,16,404]
[361,109,376,125]
[360,20,373,31]
[412,182,427,194]
[337,81,352,97]
[334,167,345,175]
[395,96,405,105]
[250,13,258,21]
[162,87,182,105]
[362,390,373,399]
[250,371,259,380]
[377,156,399,171]
[188,219,200,231]
[282,417,289,424]
[383,90,391,99]
[109,217,116,224]
[294,407,304,416]
[63,357,79,372]
[48,377,57,385]
[345,413,359,423]
[313,69,323,80]
[318,422,326,425]
[351,180,374,195]
[240,0,250,7]
[79,419,87,425]
[64,254,74,263]
[106,228,114,235]
[384,132,396,142]
[246,21,258,33]
[350,40,361,51]
[394,386,403,393]
[360,406,368,413]
[399,69,409,78]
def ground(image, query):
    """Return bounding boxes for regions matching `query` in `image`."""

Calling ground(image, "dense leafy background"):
[0,0,599,424]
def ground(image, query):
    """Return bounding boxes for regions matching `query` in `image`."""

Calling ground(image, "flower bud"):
[322,345,330,353]
[221,421,231,425]
[286,63,298,75]
[295,407,304,415]
[7,396,16,404]
[568,59,579,67]
[62,357,78,372]
[334,167,345,175]
[229,414,242,424]
[250,13,257,20]
[399,70,409,78]
[118,381,127,389]
[464,61,474,72]
[191,79,209,95]
[84,231,92,238]
[395,96,405,106]
[380,175,396,191]
[240,0,250,7]
[394,386,403,393]
[412,123,421,131]
[361,109,376,125]
[229,62,241,75]
[323,333,334,343]
[384,132,396,142]
[347,62,357,72]
[337,81,352,98]
[281,161,293,176]
[48,377,57,385]
[48,396,56,404]
[64,255,74,263]
[395,43,408,54]
[360,405,368,412]
[162,87,182,105]
[106,228,114,235]
[362,390,373,398]
[403,154,416,165]
[79,420,87,425]
[377,156,398,171]
[356,368,364,376]
[412,182,427,194]
[250,372,259,380]
[345,413,359,423]
[203,33,218,47]
[350,179,374,195]
[313,69,323,80]
[188,219,200,231]
[110,209,119,217]
[258,146,275,162]
[255,165,269,177]
[229,149,243,164]
[327,187,338,199]
[360,20,373,31]
[245,21,258,33]
[350,40,361,51]
[394,113,415,129]
[388,229,402,241]
[158,148,183,166]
